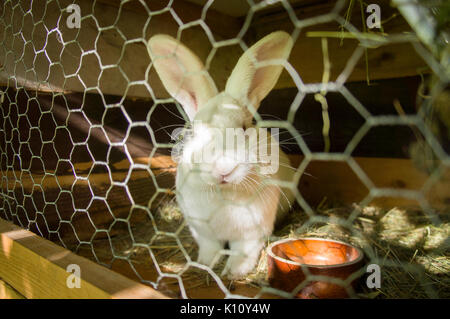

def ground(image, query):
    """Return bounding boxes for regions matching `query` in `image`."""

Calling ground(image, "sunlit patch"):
[222,103,241,110]
[193,124,213,150]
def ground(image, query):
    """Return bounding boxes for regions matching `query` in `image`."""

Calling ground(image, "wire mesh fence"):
[0,0,449,298]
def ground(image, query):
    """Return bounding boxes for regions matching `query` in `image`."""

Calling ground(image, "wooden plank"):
[184,0,259,17]
[95,0,242,39]
[291,156,450,210]
[0,278,26,299]
[1,156,175,191]
[16,153,446,209]
[1,76,423,171]
[0,0,243,98]
[252,0,430,88]
[0,218,168,298]
[184,0,323,18]
[5,155,449,214]
[259,77,422,158]
[1,157,447,299]
[0,0,430,98]
[8,155,445,246]
[104,256,281,299]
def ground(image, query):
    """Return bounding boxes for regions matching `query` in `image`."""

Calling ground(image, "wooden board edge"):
[0,0,432,97]
[0,278,26,299]
[289,155,450,210]
[0,218,169,299]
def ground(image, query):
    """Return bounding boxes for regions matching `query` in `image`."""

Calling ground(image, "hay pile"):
[88,198,448,299]
[270,204,449,298]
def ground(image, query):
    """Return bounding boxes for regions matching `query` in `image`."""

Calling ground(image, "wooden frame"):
[0,154,448,299]
[0,218,167,299]
[0,278,25,299]
[0,0,446,300]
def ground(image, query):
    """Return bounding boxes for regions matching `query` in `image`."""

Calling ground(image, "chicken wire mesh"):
[0,0,449,298]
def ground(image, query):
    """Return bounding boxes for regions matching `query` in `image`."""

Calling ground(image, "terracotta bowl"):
[267,237,364,299]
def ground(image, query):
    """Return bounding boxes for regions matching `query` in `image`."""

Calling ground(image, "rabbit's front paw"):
[197,239,223,267]
[226,256,258,280]
[222,239,263,279]
[197,249,217,266]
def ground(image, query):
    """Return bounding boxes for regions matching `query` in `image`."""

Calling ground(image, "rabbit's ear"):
[225,31,293,110]
[148,35,218,121]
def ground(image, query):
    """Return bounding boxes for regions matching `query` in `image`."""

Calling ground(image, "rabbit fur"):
[148,31,295,279]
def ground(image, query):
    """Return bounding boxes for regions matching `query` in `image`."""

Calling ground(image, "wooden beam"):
[251,0,430,88]
[0,218,168,298]
[8,154,447,247]
[0,0,431,98]
[0,278,25,299]
[11,155,448,211]
[291,156,450,210]
[259,77,422,158]
[6,155,449,217]
[183,0,255,17]
[0,0,243,98]
[2,156,175,191]
[95,0,242,39]
[2,76,423,166]
[183,0,324,18]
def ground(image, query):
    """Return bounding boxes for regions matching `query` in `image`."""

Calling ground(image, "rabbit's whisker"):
[161,103,187,122]
[154,123,185,133]
[244,174,273,210]
[249,172,290,211]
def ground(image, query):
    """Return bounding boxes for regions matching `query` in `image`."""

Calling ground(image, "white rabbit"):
[147,31,295,279]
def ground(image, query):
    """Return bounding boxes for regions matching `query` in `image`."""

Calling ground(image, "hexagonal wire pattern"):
[0,0,448,298]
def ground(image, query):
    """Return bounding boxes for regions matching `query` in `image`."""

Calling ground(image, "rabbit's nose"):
[215,156,238,176]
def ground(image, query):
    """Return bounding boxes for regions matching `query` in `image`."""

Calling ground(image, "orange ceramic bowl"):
[267,237,364,299]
